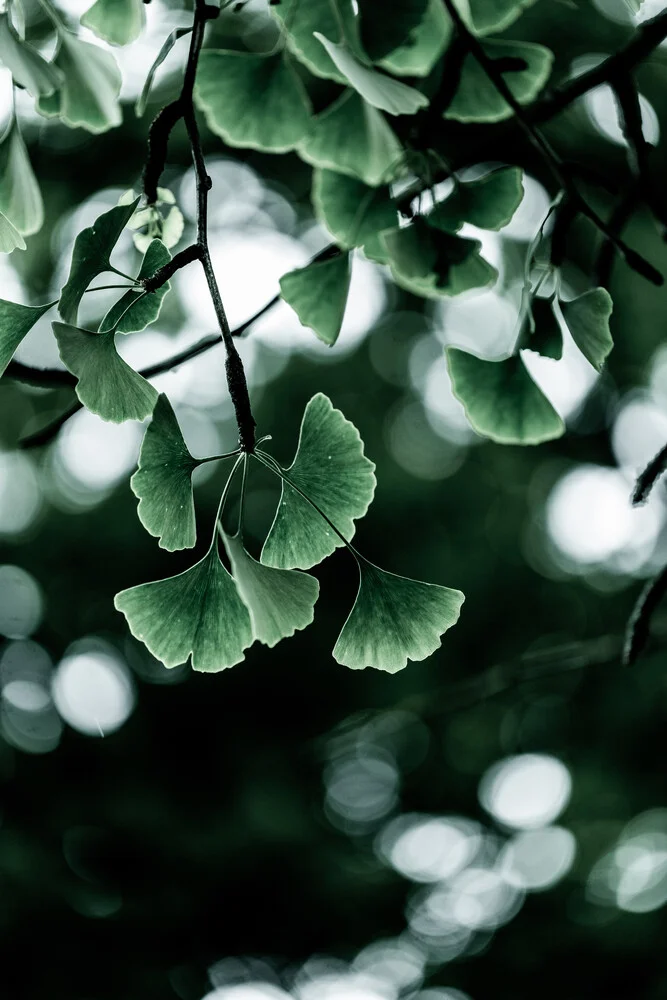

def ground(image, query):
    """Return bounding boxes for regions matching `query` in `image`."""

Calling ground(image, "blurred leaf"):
[378,0,452,77]
[222,531,319,648]
[59,200,139,325]
[270,0,359,83]
[36,32,122,133]
[468,0,540,35]
[524,295,563,360]
[114,545,253,672]
[447,348,565,444]
[333,560,465,672]
[53,321,157,423]
[429,167,524,232]
[560,288,613,372]
[261,393,376,570]
[81,0,145,46]
[0,13,63,98]
[130,394,198,551]
[0,119,42,237]
[136,26,191,117]
[312,169,397,261]
[382,220,497,298]
[195,51,311,153]
[279,252,351,346]
[101,239,171,334]
[0,299,52,376]
[299,90,403,187]
[356,0,430,61]
[446,40,553,123]
[0,210,25,253]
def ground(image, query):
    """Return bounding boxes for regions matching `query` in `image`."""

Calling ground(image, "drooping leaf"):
[53,321,157,423]
[59,200,139,325]
[382,220,497,299]
[0,211,25,253]
[270,0,359,83]
[195,51,311,153]
[101,239,171,334]
[524,295,563,360]
[560,288,613,372]
[299,90,403,188]
[82,0,145,46]
[279,252,351,347]
[356,0,430,62]
[333,559,465,672]
[261,393,376,570]
[36,32,122,133]
[445,40,553,124]
[313,34,429,116]
[312,169,397,263]
[130,394,198,551]
[0,299,52,376]
[447,348,564,444]
[0,119,43,237]
[114,545,253,672]
[468,0,540,36]
[222,531,319,648]
[378,0,452,77]
[136,26,191,117]
[0,13,63,99]
[429,167,524,233]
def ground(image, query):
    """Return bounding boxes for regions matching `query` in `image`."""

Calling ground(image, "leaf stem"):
[210,452,244,548]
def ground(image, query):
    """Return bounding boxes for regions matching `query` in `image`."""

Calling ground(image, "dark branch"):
[142,243,202,292]
[633,442,667,506]
[624,565,667,666]
[143,99,183,205]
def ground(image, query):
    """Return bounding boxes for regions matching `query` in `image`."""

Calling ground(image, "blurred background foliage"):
[3,0,667,998]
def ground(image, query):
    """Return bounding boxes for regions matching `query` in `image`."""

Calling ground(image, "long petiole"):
[209,453,244,549]
[197,449,242,466]
[85,283,140,293]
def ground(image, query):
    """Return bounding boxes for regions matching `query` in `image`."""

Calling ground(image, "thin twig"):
[632,442,667,505]
[624,565,667,665]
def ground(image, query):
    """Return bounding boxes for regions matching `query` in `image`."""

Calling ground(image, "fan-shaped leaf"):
[429,167,523,233]
[313,169,397,262]
[101,239,171,334]
[447,347,564,444]
[560,288,613,372]
[0,13,63,98]
[0,119,43,237]
[270,0,359,83]
[378,0,452,77]
[523,295,563,360]
[130,394,198,551]
[0,211,25,253]
[136,26,191,117]
[115,545,253,672]
[356,0,430,62]
[195,51,311,153]
[446,40,553,123]
[36,32,122,134]
[468,0,539,36]
[0,299,52,376]
[279,252,351,347]
[382,221,497,299]
[261,393,376,570]
[82,0,145,46]
[54,321,157,423]
[333,560,465,672]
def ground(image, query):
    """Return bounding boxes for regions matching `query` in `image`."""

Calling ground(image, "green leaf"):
[0,13,63,99]
[114,545,253,672]
[560,288,613,373]
[53,321,158,423]
[524,295,563,360]
[312,169,397,263]
[378,0,452,77]
[59,200,139,325]
[36,31,122,134]
[279,252,352,347]
[356,0,430,62]
[429,167,524,232]
[447,348,564,444]
[333,560,464,672]
[445,40,553,123]
[261,393,376,570]
[0,211,25,253]
[0,299,52,376]
[130,394,198,551]
[270,0,359,83]
[0,119,43,237]
[299,90,403,188]
[313,34,429,116]
[222,531,319,648]
[382,220,497,299]
[468,0,540,36]
[101,239,171,334]
[81,0,145,46]
[195,51,311,153]
[136,26,191,117]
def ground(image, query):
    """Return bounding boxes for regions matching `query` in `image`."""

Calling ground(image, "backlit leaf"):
[378,0,452,77]
[429,167,523,232]
[82,0,146,46]
[0,299,52,376]
[0,13,63,99]
[101,239,171,334]
[312,169,397,262]
[0,119,43,236]
[382,220,497,299]
[270,0,359,83]
[136,26,191,117]
[0,211,25,253]
[560,288,613,372]
[446,40,553,123]
[279,252,351,346]
[468,0,540,36]
[36,32,122,133]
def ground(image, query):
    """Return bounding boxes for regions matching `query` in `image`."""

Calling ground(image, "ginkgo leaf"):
[279,252,351,346]
[130,394,198,551]
[356,0,430,62]
[447,348,564,444]
[382,221,497,299]
[560,288,613,373]
[0,119,43,237]
[468,0,539,35]
[36,32,122,134]
[429,167,523,233]
[101,239,171,334]
[261,393,376,570]
[270,0,359,83]
[59,199,139,325]
[82,0,146,46]
[524,295,563,361]
[333,559,465,672]
[195,51,311,153]
[53,321,157,423]
[446,40,553,123]
[378,0,452,77]
[222,531,319,648]
[312,169,397,263]
[114,545,253,672]
[313,34,429,116]
[299,90,403,188]
[0,211,25,253]
[0,13,63,99]
[0,299,52,376]
[136,26,191,116]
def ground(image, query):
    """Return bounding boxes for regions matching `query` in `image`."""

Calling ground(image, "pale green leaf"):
[136,27,191,117]
[101,239,171,334]
[261,393,376,570]
[378,0,452,77]
[130,394,198,551]
[560,288,613,372]
[468,0,540,36]
[312,169,397,262]
[382,221,497,299]
[36,32,122,134]
[447,347,564,444]
[279,252,351,347]
[429,167,524,232]
[0,119,43,236]
[0,13,63,98]
[0,299,52,375]
[195,50,311,153]
[81,0,145,46]
[114,545,253,672]
[270,0,359,83]
[299,90,404,188]
[0,210,25,253]
[333,560,465,672]
[446,40,553,124]
[356,0,430,62]
[53,321,157,423]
